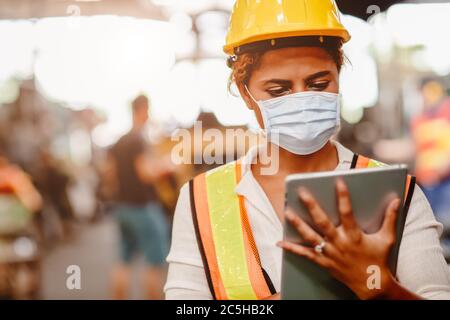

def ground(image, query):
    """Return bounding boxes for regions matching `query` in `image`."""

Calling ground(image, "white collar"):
[237,140,354,182]
[234,141,355,228]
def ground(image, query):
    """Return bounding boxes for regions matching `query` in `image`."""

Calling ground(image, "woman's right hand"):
[277,179,406,300]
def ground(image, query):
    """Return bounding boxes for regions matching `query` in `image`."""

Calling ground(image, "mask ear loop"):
[335,94,342,132]
[243,85,258,104]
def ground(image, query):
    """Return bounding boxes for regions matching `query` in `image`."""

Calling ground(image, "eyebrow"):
[305,70,331,82]
[261,70,332,86]
[262,79,292,86]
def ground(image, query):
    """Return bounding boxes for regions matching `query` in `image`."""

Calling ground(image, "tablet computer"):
[281,165,409,300]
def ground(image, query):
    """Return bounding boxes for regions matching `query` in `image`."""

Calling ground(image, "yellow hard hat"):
[224,0,351,55]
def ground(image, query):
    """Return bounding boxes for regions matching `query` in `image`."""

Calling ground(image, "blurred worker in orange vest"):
[411,79,450,254]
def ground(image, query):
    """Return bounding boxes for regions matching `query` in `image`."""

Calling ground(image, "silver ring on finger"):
[314,241,326,255]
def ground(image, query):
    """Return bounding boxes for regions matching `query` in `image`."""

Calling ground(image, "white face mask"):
[246,88,341,155]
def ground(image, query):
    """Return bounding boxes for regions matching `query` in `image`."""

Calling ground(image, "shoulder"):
[166,182,202,264]
[172,182,192,220]
[396,184,450,298]
[168,162,237,262]
[405,184,443,236]
[165,182,213,299]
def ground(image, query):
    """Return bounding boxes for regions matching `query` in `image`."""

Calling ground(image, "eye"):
[307,80,330,91]
[266,86,291,97]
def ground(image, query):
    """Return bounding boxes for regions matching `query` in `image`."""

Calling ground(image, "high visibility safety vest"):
[189,154,416,300]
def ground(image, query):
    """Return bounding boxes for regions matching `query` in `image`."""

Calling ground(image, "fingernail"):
[394,198,401,210]
[298,188,310,200]
[285,210,294,220]
[336,178,345,189]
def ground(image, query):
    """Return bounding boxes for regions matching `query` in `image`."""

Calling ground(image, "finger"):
[285,208,323,246]
[336,179,361,239]
[285,209,341,259]
[298,188,337,239]
[277,241,333,269]
[380,198,401,242]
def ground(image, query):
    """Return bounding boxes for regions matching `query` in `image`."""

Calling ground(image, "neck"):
[254,140,339,177]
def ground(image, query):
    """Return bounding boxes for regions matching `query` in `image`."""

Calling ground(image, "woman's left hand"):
[277,179,402,300]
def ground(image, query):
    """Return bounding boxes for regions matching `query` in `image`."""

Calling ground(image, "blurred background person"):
[108,95,170,300]
[34,149,75,241]
[411,79,450,255]
[0,154,42,299]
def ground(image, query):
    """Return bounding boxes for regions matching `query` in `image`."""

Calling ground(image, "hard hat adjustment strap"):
[233,36,342,56]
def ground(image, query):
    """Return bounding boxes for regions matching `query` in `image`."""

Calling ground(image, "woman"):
[164,0,450,300]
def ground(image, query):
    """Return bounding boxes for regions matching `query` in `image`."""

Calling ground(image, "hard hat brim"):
[225,35,345,59]
[224,29,351,55]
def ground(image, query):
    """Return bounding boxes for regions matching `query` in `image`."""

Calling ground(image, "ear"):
[237,82,265,129]
[237,82,257,111]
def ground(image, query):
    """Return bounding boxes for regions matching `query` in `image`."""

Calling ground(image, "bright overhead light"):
[151,0,234,13]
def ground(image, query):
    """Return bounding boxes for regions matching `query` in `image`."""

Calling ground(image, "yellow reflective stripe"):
[368,159,387,168]
[205,162,257,300]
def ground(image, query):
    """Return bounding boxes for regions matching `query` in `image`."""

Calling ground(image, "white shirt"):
[164,141,450,299]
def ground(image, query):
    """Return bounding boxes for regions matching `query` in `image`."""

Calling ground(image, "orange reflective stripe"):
[235,160,272,299]
[192,161,273,300]
[404,175,412,202]
[193,173,228,300]
[355,155,370,169]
